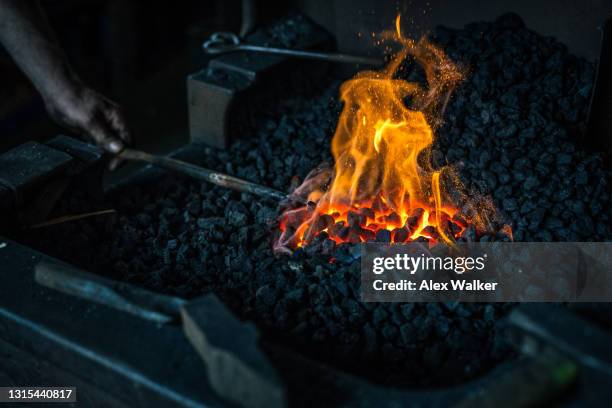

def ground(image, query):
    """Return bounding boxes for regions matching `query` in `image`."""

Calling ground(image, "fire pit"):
[275,16,508,256]
[3,11,612,407]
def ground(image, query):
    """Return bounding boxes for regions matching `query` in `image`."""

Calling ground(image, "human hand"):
[44,84,131,167]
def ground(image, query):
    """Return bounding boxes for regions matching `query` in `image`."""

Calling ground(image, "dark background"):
[1,0,610,155]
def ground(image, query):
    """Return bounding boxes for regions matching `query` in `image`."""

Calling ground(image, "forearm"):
[0,0,79,103]
[0,0,130,155]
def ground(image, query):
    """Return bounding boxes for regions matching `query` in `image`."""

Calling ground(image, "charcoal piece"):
[460,226,476,242]
[255,206,277,224]
[359,228,375,242]
[282,209,308,229]
[439,224,456,243]
[527,208,546,229]
[287,260,304,273]
[347,211,366,228]
[318,214,335,230]
[575,170,588,185]
[357,207,375,220]
[449,220,463,235]
[310,214,334,235]
[523,176,539,191]
[344,299,365,324]
[421,226,440,240]
[388,307,404,326]
[347,230,361,244]
[405,208,425,233]
[256,284,277,307]
[321,239,336,255]
[498,173,511,185]
[520,201,536,215]
[479,234,493,242]
[552,188,572,202]
[375,229,392,243]
[225,201,250,226]
[166,239,178,250]
[372,306,388,327]
[556,153,572,165]
[201,200,217,214]
[176,243,191,264]
[328,221,345,237]
[186,200,201,216]
[498,123,517,138]
[502,198,518,212]
[331,273,349,297]
[383,212,401,225]
[337,226,350,240]
[304,233,327,255]
[451,213,468,227]
[285,288,304,303]
[392,228,409,243]
[428,149,444,169]
[495,226,513,241]
[571,216,595,235]
[483,305,495,323]
[544,217,564,230]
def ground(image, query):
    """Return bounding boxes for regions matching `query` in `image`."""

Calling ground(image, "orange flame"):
[275,15,488,252]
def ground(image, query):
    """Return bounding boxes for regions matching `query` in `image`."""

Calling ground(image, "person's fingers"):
[104,105,132,144]
[46,86,129,155]
[85,111,124,154]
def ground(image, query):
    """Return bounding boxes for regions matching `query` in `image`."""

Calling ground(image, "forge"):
[1,9,612,408]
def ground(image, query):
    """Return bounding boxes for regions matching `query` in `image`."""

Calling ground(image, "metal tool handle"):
[119,148,290,203]
[202,31,382,66]
[35,258,185,324]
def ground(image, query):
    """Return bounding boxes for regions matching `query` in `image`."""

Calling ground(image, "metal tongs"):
[203,31,382,66]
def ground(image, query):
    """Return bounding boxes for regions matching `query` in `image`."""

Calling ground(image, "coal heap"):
[18,14,611,387]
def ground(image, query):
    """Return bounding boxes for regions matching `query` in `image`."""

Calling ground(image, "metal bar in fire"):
[119,148,298,204]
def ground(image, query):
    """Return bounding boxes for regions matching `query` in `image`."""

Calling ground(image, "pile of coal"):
[428,13,610,242]
[281,204,472,254]
[16,13,610,387]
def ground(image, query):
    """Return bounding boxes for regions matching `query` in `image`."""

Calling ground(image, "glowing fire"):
[275,16,488,252]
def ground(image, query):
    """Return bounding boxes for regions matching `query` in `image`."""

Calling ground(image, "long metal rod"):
[202,31,382,66]
[228,44,382,66]
[119,148,289,203]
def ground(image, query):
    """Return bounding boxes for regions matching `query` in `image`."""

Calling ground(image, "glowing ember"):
[275,16,494,253]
